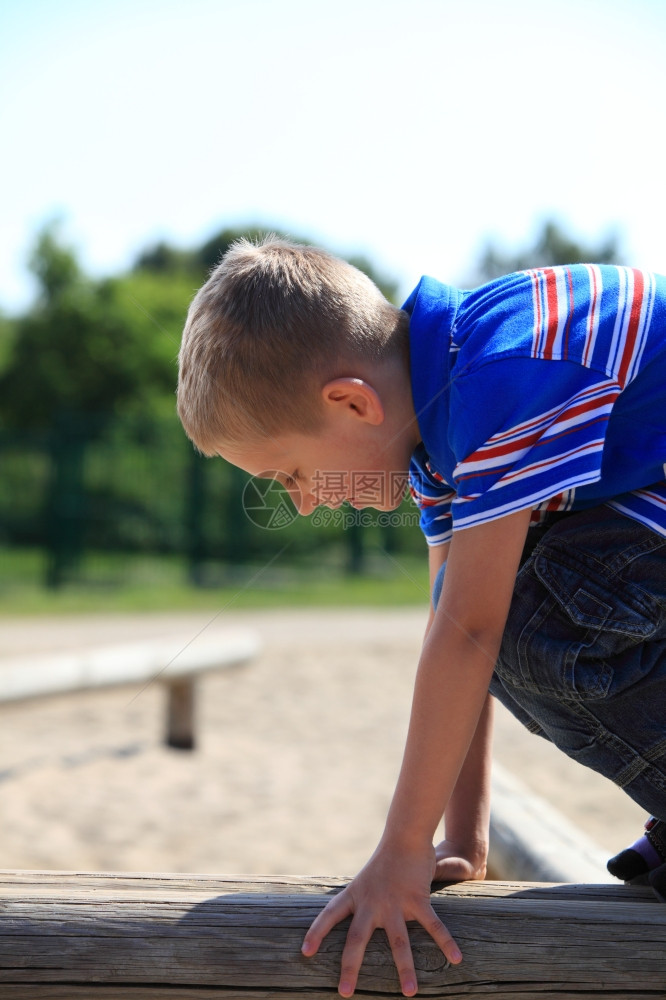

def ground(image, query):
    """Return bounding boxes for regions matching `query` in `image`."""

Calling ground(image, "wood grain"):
[0,870,664,997]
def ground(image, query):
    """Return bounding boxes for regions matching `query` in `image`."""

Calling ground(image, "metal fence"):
[0,414,423,590]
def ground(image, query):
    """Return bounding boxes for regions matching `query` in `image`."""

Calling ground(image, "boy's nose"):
[293,489,319,516]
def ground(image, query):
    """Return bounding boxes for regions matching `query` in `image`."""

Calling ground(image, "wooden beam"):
[0,632,259,702]
[0,870,664,997]
[0,632,259,749]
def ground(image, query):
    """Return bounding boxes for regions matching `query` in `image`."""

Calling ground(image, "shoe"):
[607,817,666,882]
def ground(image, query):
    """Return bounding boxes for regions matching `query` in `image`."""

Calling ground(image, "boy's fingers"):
[338,914,374,998]
[385,907,462,997]
[303,894,463,997]
[302,891,353,957]
[337,908,461,998]
[421,905,463,965]
[386,918,418,997]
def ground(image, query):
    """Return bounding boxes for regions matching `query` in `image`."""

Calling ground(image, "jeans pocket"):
[532,554,659,698]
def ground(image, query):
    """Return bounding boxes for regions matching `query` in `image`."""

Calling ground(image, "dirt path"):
[0,608,644,875]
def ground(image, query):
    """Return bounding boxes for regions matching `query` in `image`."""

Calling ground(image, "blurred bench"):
[0,631,260,749]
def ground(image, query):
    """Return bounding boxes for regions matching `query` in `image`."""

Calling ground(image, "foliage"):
[133,226,271,277]
[0,222,401,439]
[0,224,182,432]
[134,225,400,302]
[0,221,416,588]
[470,218,621,285]
[0,311,14,371]
[0,215,625,594]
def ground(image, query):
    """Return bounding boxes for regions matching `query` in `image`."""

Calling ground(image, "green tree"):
[0,222,405,587]
[470,219,621,285]
[0,224,192,585]
[135,226,400,303]
[0,225,184,431]
[0,311,13,373]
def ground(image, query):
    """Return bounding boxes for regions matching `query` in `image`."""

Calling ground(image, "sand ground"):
[0,607,646,877]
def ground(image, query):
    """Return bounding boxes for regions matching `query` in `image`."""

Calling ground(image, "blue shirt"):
[407,265,666,546]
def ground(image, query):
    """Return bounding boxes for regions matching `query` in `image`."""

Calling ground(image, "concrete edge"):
[489,760,615,883]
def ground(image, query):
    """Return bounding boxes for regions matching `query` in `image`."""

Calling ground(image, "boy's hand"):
[302,512,531,997]
[433,837,487,883]
[301,839,463,998]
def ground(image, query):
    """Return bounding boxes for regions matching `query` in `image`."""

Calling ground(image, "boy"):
[177,236,666,997]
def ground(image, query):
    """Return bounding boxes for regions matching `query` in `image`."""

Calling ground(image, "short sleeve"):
[448,356,622,530]
[409,443,455,546]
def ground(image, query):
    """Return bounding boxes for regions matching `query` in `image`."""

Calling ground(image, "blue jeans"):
[432,506,666,823]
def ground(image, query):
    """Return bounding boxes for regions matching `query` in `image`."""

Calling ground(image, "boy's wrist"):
[444,835,489,867]
[442,824,489,863]
[380,818,436,856]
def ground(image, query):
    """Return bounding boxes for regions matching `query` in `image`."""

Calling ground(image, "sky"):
[2,0,666,313]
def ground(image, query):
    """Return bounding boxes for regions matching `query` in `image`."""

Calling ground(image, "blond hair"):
[177,235,408,454]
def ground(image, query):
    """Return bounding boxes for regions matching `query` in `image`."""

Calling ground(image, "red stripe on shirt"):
[459,392,618,467]
[617,268,645,387]
[473,380,616,447]
[544,268,560,357]
[455,423,607,483]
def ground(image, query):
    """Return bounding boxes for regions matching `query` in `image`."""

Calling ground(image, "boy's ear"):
[320,377,385,425]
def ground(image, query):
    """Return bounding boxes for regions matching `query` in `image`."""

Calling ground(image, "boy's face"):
[218,379,417,516]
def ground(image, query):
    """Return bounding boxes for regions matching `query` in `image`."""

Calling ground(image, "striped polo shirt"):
[407,265,666,546]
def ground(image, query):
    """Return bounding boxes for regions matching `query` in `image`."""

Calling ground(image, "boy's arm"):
[425,542,493,881]
[436,692,493,880]
[302,508,531,998]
